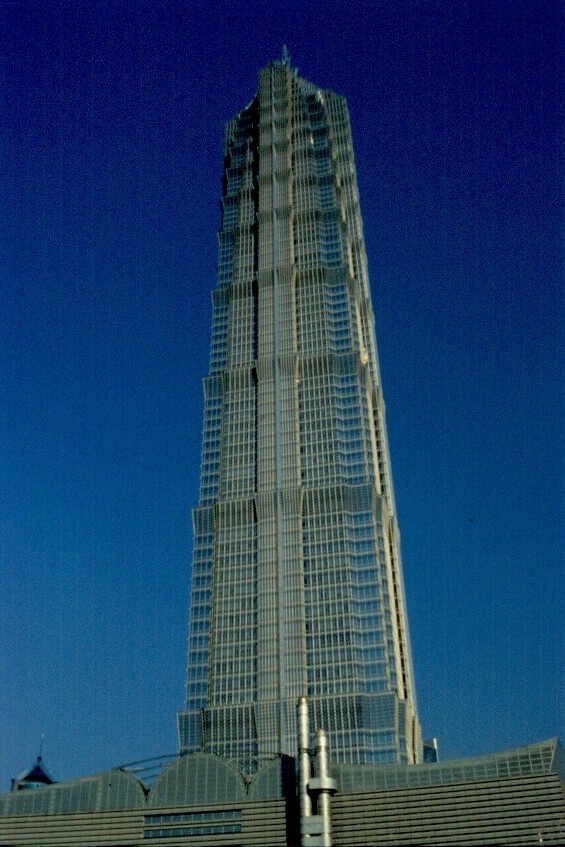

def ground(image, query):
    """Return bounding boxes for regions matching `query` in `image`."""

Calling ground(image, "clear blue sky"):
[1,0,563,790]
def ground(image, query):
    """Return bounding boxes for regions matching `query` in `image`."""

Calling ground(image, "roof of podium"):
[1,738,563,817]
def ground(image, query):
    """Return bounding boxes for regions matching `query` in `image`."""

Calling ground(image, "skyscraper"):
[178,51,421,772]
[3,48,565,847]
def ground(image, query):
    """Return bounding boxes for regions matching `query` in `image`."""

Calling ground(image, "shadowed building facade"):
[177,51,421,774]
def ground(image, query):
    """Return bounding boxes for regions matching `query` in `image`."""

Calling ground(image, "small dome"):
[12,756,55,792]
[148,752,247,807]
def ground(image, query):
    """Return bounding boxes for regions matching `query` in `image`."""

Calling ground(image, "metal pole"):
[314,729,334,846]
[297,696,312,826]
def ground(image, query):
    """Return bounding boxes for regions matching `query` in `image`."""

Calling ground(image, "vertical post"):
[297,695,312,828]
[314,729,334,846]
[297,697,337,846]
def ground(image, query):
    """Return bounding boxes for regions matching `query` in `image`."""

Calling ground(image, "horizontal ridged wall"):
[0,809,144,846]
[331,774,565,845]
[0,801,289,846]
[1,774,564,846]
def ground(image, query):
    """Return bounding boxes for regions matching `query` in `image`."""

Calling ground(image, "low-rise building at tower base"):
[1,738,564,845]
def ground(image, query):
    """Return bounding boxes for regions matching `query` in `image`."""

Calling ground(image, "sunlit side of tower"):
[178,53,422,772]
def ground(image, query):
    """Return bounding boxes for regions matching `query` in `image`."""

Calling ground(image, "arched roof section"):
[0,769,146,817]
[248,758,286,800]
[148,753,248,807]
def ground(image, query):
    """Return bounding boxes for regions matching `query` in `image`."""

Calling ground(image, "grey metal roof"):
[1,740,563,817]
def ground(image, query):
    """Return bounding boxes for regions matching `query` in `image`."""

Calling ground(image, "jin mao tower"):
[178,52,422,771]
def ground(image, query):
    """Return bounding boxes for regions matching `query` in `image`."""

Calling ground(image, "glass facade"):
[178,54,422,771]
[144,810,242,840]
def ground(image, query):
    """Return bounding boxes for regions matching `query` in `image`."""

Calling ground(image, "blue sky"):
[1,0,563,789]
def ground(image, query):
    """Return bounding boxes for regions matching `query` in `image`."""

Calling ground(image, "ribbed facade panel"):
[332,775,565,845]
[1,767,563,846]
[0,811,144,846]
